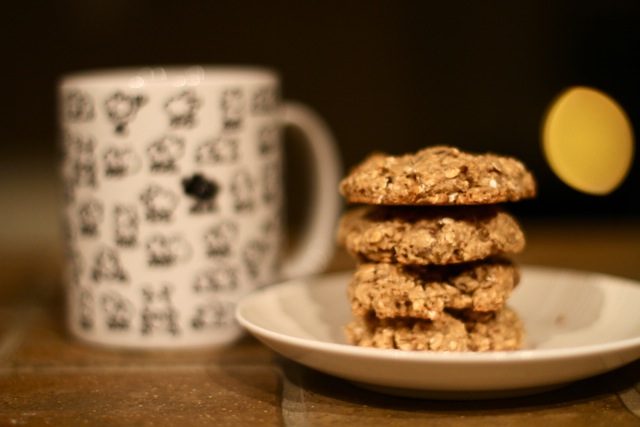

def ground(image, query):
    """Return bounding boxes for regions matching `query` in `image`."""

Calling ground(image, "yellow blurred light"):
[542,86,634,195]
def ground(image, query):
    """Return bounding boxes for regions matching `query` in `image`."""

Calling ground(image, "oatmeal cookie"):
[463,307,525,351]
[344,307,523,352]
[348,259,519,320]
[344,311,469,351]
[339,145,536,205]
[337,204,525,265]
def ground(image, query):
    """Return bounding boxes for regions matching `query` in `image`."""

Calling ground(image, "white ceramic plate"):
[236,266,640,399]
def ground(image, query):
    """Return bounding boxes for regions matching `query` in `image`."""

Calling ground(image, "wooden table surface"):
[1,216,640,426]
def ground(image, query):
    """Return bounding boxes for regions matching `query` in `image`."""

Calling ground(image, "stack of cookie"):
[337,146,536,352]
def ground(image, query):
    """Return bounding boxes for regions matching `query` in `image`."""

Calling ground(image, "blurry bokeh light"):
[542,86,634,195]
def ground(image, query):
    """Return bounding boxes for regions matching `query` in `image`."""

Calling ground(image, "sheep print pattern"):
[59,76,283,347]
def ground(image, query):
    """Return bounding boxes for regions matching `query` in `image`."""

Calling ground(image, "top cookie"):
[339,145,537,205]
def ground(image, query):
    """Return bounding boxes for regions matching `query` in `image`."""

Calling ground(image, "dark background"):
[2,1,639,222]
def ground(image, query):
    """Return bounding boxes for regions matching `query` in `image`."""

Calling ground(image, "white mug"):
[58,66,342,349]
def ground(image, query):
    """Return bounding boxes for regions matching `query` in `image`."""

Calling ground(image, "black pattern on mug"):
[242,239,268,279]
[221,88,244,130]
[105,91,147,135]
[262,213,280,234]
[63,89,95,122]
[77,198,104,237]
[231,169,255,212]
[252,85,278,115]
[72,135,98,188]
[140,184,179,222]
[103,145,139,178]
[101,290,133,331]
[204,220,237,257]
[114,204,139,248]
[91,246,128,283]
[257,124,278,156]
[145,233,191,267]
[78,287,94,330]
[193,263,238,293]
[141,284,180,336]
[191,300,236,330]
[147,134,185,173]
[262,161,281,204]
[182,173,219,213]
[164,90,201,128]
[195,135,239,164]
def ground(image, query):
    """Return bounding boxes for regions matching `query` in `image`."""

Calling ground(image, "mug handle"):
[280,102,343,280]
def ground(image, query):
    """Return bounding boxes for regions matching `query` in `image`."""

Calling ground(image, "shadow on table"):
[278,356,640,417]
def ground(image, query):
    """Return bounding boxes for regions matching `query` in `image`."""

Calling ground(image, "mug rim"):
[59,65,279,88]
